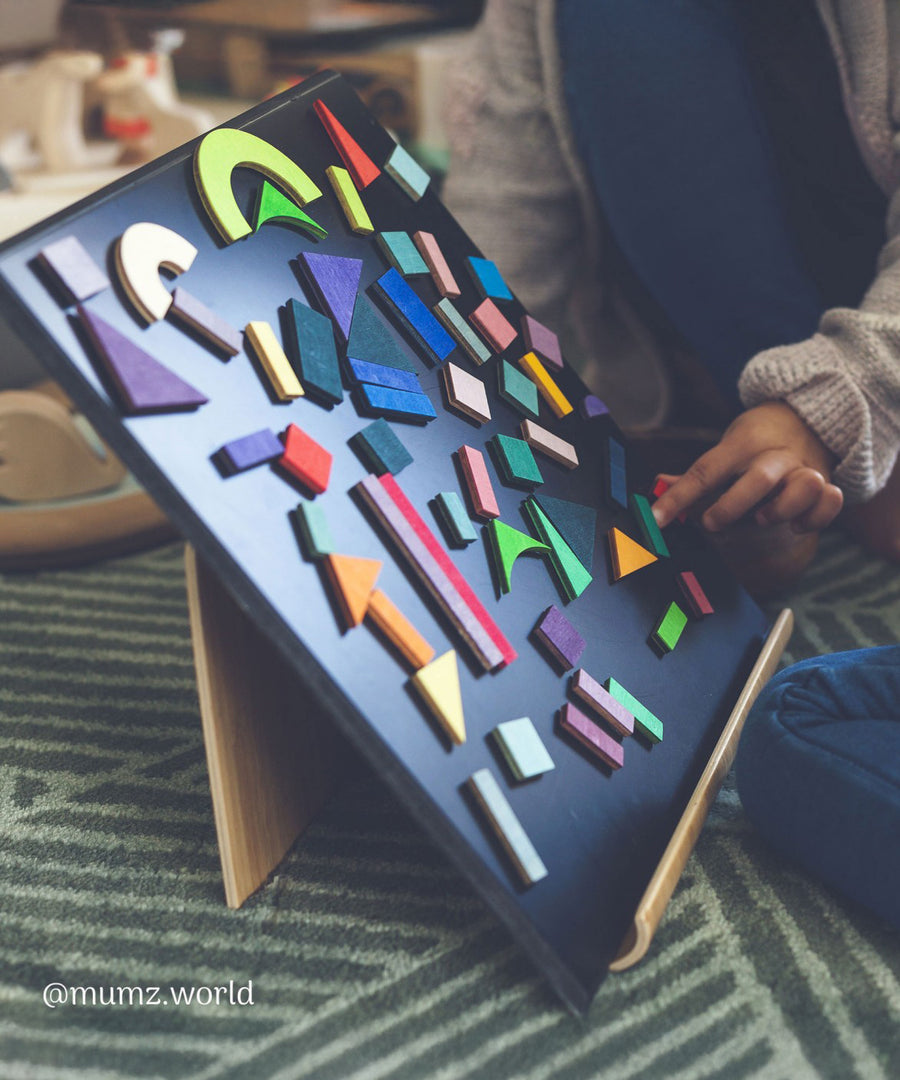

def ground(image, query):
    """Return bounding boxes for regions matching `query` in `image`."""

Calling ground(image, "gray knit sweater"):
[442,0,900,502]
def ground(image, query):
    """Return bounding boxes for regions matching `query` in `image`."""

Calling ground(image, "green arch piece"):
[194,128,323,244]
[254,181,327,241]
[487,519,550,594]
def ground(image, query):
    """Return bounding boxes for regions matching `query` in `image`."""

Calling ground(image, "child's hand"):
[651,402,844,534]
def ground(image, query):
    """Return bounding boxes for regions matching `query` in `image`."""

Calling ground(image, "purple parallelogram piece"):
[78,306,208,414]
[219,429,283,474]
[571,668,635,736]
[533,605,585,671]
[560,702,624,770]
[521,314,563,370]
[39,235,109,305]
[580,394,610,420]
[299,251,363,342]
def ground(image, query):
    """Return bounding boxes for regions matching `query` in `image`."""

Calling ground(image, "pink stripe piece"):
[458,444,499,520]
[413,231,461,299]
[571,669,634,736]
[560,703,625,769]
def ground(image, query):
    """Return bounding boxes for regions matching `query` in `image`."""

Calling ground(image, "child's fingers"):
[699,449,795,532]
[792,482,844,533]
[753,467,826,527]
[651,448,738,528]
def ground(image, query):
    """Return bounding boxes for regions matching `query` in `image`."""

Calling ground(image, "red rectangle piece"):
[279,423,332,494]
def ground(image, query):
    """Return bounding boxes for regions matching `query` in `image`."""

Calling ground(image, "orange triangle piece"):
[313,100,381,189]
[608,527,657,580]
[325,553,382,628]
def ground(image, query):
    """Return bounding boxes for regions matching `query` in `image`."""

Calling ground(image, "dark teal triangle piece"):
[534,494,596,572]
[346,294,416,372]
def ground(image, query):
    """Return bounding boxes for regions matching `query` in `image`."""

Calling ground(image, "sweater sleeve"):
[441,0,591,330]
[739,181,900,503]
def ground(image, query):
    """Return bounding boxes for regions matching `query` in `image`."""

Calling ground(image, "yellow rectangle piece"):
[326,165,374,236]
[245,321,304,401]
[518,351,573,418]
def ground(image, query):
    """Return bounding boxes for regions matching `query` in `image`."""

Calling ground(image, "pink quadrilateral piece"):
[458,444,500,520]
[560,702,624,770]
[469,298,517,352]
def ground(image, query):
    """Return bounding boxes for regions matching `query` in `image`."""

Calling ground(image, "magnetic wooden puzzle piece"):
[324,552,382,629]
[457,445,499,520]
[441,362,492,424]
[38,235,109,304]
[487,519,550,594]
[346,295,416,373]
[492,718,555,781]
[533,605,585,671]
[518,352,573,419]
[194,127,323,243]
[219,428,283,474]
[356,473,516,670]
[411,649,466,744]
[371,268,456,366]
[467,768,548,885]
[384,141,430,201]
[356,383,437,424]
[652,476,687,523]
[285,298,342,406]
[523,498,593,601]
[521,314,563,370]
[278,422,332,494]
[520,420,579,469]
[605,436,628,508]
[347,357,422,395]
[253,180,328,241]
[299,251,363,343]
[533,494,595,573]
[376,231,429,276]
[469,298,517,352]
[559,703,624,771]
[413,231,461,299]
[325,166,373,236]
[653,601,688,653]
[78,307,208,415]
[313,99,380,188]
[433,298,491,366]
[245,320,304,401]
[607,526,657,581]
[350,419,412,475]
[114,221,197,324]
[571,668,634,737]
[497,360,540,420]
[291,500,335,560]
[605,677,663,743]
[630,493,670,558]
[580,394,610,420]
[489,434,543,490]
[466,256,513,302]
[366,588,435,671]
[434,491,478,547]
[169,287,243,357]
[677,570,714,617]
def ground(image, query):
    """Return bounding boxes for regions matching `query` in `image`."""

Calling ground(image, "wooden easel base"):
[185,546,791,966]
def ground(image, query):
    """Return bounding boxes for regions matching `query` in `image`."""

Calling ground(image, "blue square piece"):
[467,256,514,302]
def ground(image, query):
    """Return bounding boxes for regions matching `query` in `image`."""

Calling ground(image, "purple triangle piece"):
[580,394,609,420]
[299,251,363,342]
[78,306,208,414]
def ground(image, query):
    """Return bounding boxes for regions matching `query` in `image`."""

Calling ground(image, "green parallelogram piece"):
[653,601,687,652]
[497,359,540,420]
[522,498,592,601]
[488,433,543,490]
[254,180,327,240]
[605,677,663,743]
[630,492,670,558]
[285,298,342,405]
[487,518,550,593]
[291,501,335,559]
[350,418,413,476]
[435,491,478,547]
[376,231,429,276]
[433,298,491,365]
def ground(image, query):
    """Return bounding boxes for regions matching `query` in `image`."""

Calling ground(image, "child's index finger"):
[651,475,695,528]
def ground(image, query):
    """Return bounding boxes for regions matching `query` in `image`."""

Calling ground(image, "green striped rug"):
[0,531,897,1079]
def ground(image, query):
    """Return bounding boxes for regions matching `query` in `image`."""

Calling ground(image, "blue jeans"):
[736,647,900,929]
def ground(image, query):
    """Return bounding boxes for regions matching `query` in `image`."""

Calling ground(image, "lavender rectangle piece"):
[220,429,284,473]
[533,605,585,670]
[571,668,634,736]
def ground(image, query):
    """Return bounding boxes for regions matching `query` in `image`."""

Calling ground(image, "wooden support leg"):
[185,545,341,908]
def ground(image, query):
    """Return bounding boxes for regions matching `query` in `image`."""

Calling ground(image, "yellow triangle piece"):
[325,553,382,628]
[609,527,657,580]
[411,649,466,745]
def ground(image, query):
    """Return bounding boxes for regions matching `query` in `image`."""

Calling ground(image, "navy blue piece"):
[355,382,437,423]
[346,357,422,395]
[557,0,826,405]
[371,267,455,366]
[467,256,514,302]
[219,429,283,473]
[736,646,900,931]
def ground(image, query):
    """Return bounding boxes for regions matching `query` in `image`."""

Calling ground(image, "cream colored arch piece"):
[114,222,198,324]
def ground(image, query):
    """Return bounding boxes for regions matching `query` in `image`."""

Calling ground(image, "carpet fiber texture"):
[0,531,898,1079]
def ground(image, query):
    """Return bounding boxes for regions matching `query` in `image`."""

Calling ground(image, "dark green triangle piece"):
[346,294,416,373]
[254,181,327,240]
[534,494,596,572]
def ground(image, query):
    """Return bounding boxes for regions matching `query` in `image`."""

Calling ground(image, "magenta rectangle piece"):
[560,703,624,770]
